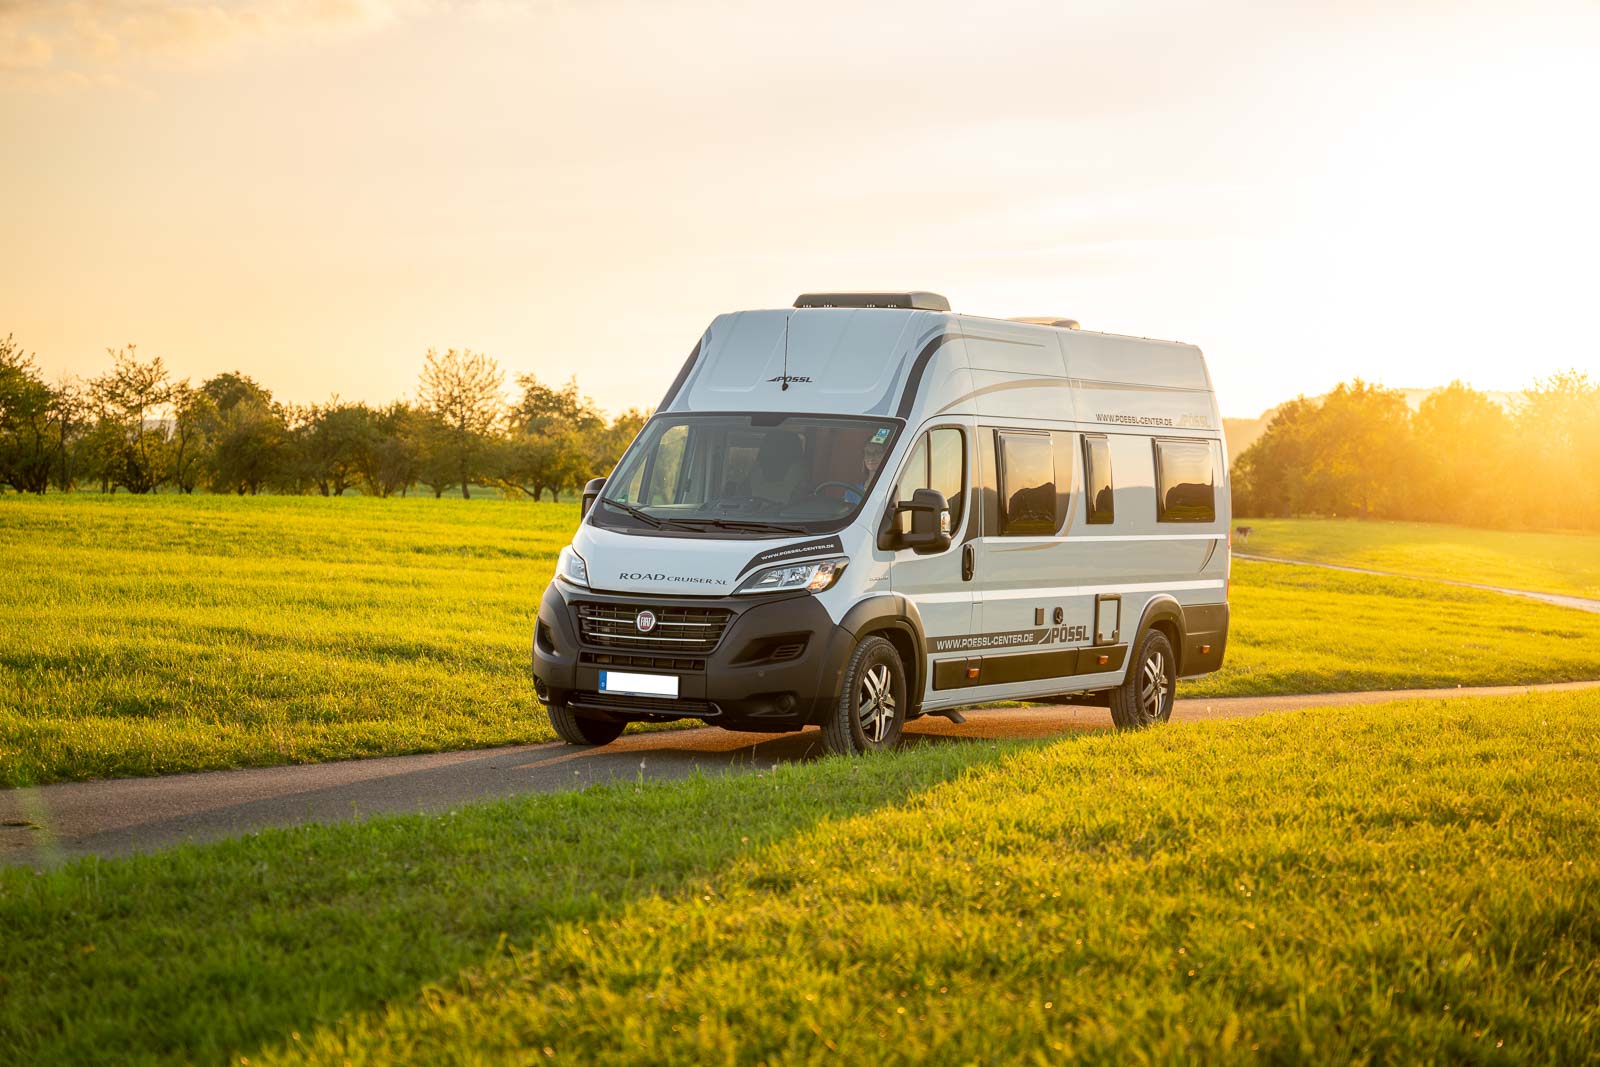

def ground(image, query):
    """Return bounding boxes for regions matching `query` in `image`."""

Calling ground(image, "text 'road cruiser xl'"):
[532,292,1231,754]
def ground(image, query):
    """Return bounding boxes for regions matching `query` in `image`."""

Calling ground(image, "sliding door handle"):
[961,543,976,582]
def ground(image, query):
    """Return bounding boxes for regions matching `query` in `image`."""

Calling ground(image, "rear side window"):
[997,431,1056,535]
[1154,438,1216,522]
[1082,434,1114,525]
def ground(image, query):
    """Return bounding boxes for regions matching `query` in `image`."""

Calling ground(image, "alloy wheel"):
[1140,649,1169,723]
[858,663,896,744]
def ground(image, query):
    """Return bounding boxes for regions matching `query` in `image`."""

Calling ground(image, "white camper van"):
[532,292,1230,755]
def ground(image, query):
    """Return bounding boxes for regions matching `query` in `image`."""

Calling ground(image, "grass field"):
[6,495,1600,786]
[1235,517,1600,600]
[2,690,1595,1064]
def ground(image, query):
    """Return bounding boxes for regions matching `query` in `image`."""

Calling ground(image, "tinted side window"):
[1082,434,1114,525]
[1154,438,1216,522]
[894,428,965,534]
[892,434,929,534]
[927,428,965,531]
[997,431,1056,535]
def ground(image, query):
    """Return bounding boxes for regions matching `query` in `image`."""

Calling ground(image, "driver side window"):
[644,424,689,504]
[892,428,966,534]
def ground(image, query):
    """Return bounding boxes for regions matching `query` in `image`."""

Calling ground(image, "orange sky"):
[3,1,1597,419]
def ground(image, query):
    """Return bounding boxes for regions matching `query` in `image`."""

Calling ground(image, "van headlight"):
[734,557,848,595]
[556,545,590,587]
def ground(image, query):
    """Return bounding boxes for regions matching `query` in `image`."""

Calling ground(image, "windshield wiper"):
[599,497,663,528]
[599,498,727,533]
[670,517,809,535]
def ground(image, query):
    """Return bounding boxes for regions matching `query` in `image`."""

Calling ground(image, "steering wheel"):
[811,481,861,500]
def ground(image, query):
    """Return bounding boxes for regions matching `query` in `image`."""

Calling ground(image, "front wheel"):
[1108,630,1177,730]
[821,636,907,756]
[546,701,626,746]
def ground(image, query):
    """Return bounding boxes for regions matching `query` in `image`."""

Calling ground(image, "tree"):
[198,372,288,494]
[413,409,460,499]
[167,382,214,494]
[0,334,60,493]
[416,348,504,499]
[199,371,273,417]
[1515,370,1599,529]
[298,400,374,497]
[1303,381,1412,519]
[1232,382,1412,521]
[47,379,87,492]
[355,401,424,497]
[1411,382,1512,525]
[87,344,175,494]
[501,373,603,501]
[1231,396,1317,517]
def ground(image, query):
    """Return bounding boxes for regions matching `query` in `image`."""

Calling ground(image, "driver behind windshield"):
[840,439,886,505]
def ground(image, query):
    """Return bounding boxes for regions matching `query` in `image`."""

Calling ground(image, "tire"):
[546,701,626,746]
[821,635,908,756]
[1108,629,1177,731]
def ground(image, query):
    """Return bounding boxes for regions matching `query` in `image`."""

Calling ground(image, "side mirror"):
[899,488,953,554]
[581,477,606,518]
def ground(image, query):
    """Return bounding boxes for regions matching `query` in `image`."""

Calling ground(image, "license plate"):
[598,671,679,699]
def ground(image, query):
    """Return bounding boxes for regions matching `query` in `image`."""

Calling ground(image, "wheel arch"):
[838,595,927,713]
[1132,595,1187,675]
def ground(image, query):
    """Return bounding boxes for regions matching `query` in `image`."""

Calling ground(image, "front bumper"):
[531,581,856,729]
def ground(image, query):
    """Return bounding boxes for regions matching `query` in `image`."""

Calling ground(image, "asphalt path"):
[6,678,1598,869]
[1234,553,1600,614]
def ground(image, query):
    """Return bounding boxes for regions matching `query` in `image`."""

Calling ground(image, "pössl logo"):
[767,375,811,384]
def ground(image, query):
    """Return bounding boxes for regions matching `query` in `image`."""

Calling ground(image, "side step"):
[927,708,967,725]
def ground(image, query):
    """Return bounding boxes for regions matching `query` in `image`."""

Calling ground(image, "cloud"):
[0,0,429,87]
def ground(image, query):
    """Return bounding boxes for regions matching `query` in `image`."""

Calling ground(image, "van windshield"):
[592,414,903,537]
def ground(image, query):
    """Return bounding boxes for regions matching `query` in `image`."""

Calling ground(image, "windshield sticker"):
[870,428,891,444]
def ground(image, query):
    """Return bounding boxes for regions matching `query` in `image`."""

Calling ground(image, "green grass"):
[0,494,570,787]
[1180,559,1600,698]
[2,690,1596,1063]
[6,496,1600,786]
[1235,517,1600,600]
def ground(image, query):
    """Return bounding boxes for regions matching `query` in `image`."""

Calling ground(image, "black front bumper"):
[531,581,856,730]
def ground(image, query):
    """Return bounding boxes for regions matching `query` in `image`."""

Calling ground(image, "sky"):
[3,0,1598,420]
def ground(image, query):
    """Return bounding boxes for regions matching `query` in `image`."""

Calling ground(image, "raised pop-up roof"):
[659,295,1215,433]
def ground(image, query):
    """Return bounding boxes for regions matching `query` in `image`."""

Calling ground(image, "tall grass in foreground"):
[5,495,1600,784]
[1,691,1595,1063]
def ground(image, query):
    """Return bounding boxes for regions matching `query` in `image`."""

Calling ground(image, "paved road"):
[1235,553,1600,614]
[6,679,1598,869]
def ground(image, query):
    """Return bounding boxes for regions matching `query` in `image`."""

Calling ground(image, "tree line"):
[1232,373,1600,531]
[0,336,646,500]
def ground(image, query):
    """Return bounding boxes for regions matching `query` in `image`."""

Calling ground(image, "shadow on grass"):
[0,730,1053,1065]
[2,716,1111,868]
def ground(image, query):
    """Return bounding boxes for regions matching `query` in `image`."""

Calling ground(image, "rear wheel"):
[821,636,907,756]
[546,701,626,746]
[1109,630,1176,730]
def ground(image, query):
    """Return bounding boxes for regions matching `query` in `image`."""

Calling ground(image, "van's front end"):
[533,296,965,754]
[532,410,905,741]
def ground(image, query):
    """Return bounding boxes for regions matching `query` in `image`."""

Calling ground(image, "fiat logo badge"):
[636,610,657,633]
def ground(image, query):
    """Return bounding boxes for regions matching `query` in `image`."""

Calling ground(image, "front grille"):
[579,651,706,672]
[568,692,719,717]
[575,602,734,654]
